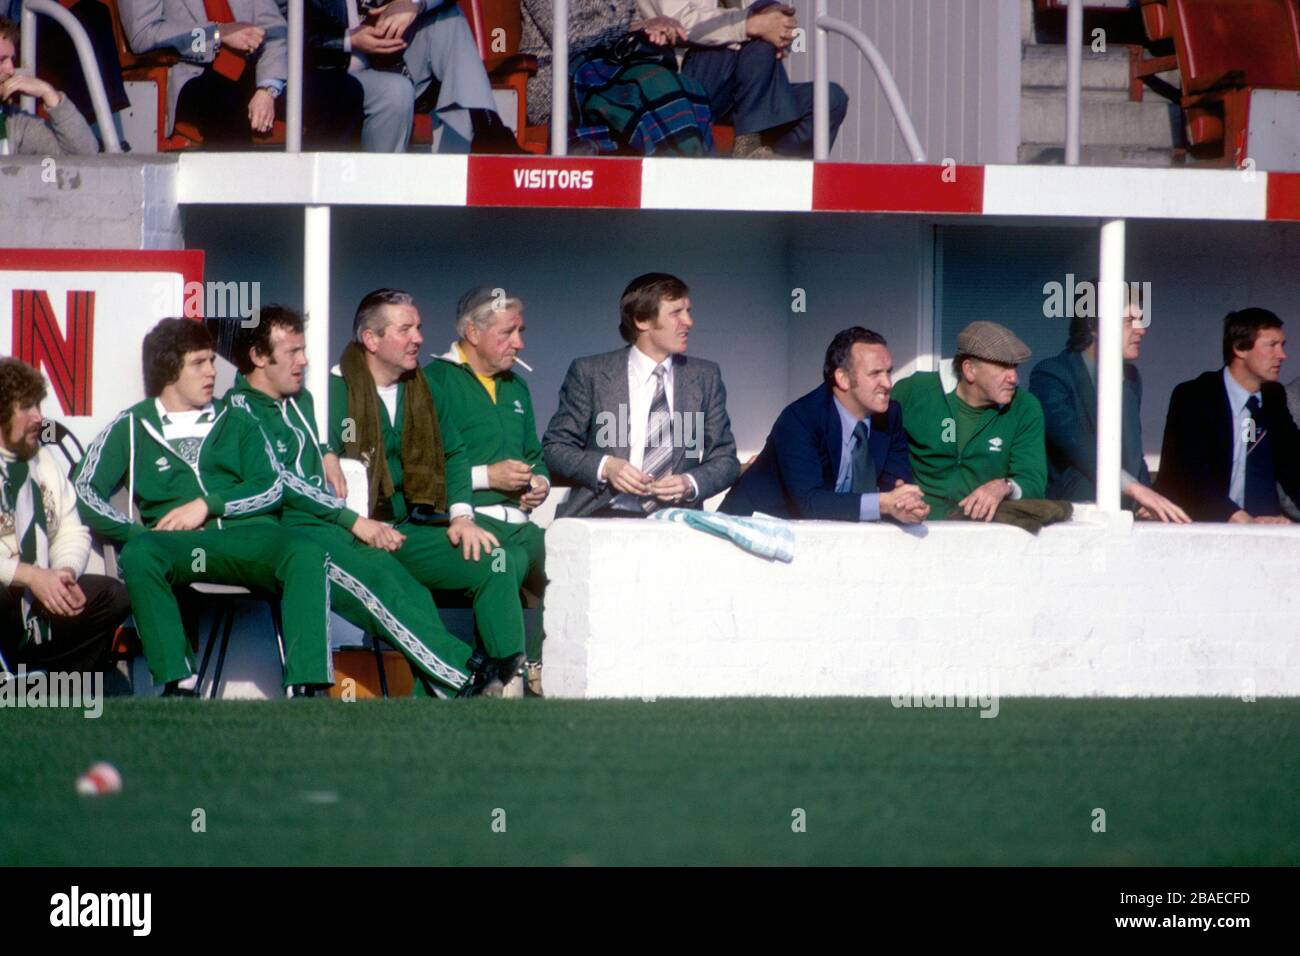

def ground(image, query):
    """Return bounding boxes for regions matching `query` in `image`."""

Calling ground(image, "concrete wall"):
[544,514,1300,698]
[0,155,182,249]
[785,0,1023,163]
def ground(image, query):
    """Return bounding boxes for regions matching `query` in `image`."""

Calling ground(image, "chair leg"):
[195,606,225,695]
[209,607,237,700]
[268,601,290,697]
[371,635,390,699]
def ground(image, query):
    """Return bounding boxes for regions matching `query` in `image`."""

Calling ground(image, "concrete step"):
[1021,43,1135,91]
[1021,88,1181,148]
[1018,143,1182,167]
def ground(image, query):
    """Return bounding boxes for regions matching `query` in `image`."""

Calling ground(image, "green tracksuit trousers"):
[292,520,473,693]
[475,516,546,662]
[391,522,525,660]
[117,526,331,687]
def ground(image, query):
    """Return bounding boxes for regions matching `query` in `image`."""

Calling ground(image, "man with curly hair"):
[0,358,129,675]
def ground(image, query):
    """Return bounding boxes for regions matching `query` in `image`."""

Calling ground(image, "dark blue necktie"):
[849,421,876,494]
[1244,395,1279,516]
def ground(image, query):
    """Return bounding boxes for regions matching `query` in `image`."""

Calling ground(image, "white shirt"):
[376,383,399,425]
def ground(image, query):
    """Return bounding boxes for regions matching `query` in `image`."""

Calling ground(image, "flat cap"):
[955,321,1031,365]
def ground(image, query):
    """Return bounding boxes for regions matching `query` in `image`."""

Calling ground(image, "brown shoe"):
[731,133,777,159]
[525,661,544,698]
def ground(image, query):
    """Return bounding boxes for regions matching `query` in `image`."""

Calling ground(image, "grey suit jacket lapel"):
[599,349,632,461]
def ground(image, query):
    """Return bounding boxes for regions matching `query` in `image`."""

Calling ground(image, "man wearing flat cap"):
[892,321,1047,520]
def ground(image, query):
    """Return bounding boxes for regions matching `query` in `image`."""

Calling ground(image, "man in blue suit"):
[1029,305,1188,522]
[719,327,928,523]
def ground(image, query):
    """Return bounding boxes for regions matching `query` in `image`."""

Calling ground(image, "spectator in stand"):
[120,0,362,148]
[1154,308,1300,523]
[520,0,715,155]
[302,0,521,153]
[3,0,133,146]
[637,0,848,157]
[0,16,99,155]
[0,358,131,677]
[1030,303,1189,522]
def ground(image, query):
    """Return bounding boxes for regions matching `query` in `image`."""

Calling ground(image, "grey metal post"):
[287,0,303,153]
[19,3,36,116]
[814,0,829,160]
[1066,0,1082,165]
[551,0,568,155]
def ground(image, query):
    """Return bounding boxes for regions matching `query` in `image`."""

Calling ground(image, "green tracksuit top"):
[423,350,550,509]
[327,369,474,522]
[73,396,284,543]
[227,374,361,531]
[892,371,1048,518]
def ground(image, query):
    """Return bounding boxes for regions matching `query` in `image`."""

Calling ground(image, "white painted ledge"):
[542,514,1300,698]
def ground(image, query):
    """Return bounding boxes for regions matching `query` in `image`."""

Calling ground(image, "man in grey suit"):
[543,273,740,518]
[120,0,289,146]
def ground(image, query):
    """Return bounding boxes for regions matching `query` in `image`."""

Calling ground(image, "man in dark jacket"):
[720,327,927,523]
[1030,305,1187,521]
[1154,307,1300,522]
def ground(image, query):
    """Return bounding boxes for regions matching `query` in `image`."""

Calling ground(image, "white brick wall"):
[543,512,1300,698]
[0,156,181,250]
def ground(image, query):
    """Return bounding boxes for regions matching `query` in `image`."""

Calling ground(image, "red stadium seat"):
[1169,0,1300,165]
[457,0,546,152]
[1130,0,1179,101]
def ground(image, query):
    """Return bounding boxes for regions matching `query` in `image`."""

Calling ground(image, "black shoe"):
[470,108,528,155]
[482,652,527,699]
[289,683,329,698]
[456,650,493,698]
[162,681,199,698]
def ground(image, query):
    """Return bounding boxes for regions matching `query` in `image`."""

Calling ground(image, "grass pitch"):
[2,698,1296,866]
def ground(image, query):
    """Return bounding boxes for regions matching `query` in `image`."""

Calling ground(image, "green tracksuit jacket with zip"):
[72,397,332,687]
[892,371,1048,519]
[425,348,549,661]
[226,376,473,692]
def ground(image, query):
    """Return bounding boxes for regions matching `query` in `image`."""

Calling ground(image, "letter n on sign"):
[12,290,95,416]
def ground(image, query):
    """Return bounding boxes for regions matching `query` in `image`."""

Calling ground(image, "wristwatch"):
[259,85,281,99]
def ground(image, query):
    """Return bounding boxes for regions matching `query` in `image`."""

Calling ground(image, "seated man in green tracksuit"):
[425,287,549,696]
[329,289,530,697]
[227,305,494,697]
[73,318,332,696]
[891,321,1047,520]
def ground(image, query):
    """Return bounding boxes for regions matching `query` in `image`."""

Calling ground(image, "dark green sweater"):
[892,371,1047,518]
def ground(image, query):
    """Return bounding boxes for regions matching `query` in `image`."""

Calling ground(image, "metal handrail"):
[19,0,122,152]
[813,1,925,162]
[1066,0,1082,165]
[550,0,568,156]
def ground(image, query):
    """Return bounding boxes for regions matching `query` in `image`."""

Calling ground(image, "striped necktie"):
[4,458,50,646]
[612,365,673,514]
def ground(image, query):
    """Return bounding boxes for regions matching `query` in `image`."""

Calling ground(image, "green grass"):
[1,698,1296,866]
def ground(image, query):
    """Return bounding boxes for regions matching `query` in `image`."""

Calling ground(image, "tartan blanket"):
[649,508,795,563]
[571,46,715,156]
